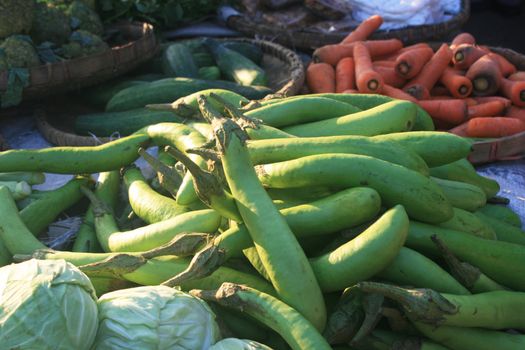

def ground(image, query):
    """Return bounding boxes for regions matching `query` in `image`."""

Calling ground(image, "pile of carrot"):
[307,15,525,139]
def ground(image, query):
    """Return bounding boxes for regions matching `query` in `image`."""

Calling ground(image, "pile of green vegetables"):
[1,91,525,350]
[75,37,271,137]
[0,0,108,107]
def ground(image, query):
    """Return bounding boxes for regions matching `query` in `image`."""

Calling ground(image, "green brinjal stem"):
[431,234,480,289]
[164,145,242,222]
[356,282,458,325]
[140,232,211,259]
[323,288,365,345]
[137,147,181,197]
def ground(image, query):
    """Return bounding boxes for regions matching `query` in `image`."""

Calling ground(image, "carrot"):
[417,99,468,125]
[468,100,507,118]
[306,63,336,93]
[465,54,503,96]
[381,84,418,103]
[335,57,355,93]
[499,78,525,107]
[341,15,383,44]
[395,47,434,79]
[354,41,384,93]
[373,60,396,68]
[428,95,455,100]
[439,67,473,98]
[506,105,525,123]
[376,43,432,61]
[473,96,512,108]
[464,98,478,106]
[450,32,476,50]
[508,71,525,81]
[373,64,406,88]
[449,121,470,137]
[404,44,453,100]
[313,39,403,66]
[487,52,517,77]
[452,44,489,70]
[342,89,360,94]
[466,117,525,137]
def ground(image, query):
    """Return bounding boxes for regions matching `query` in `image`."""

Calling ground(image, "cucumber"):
[222,41,264,65]
[192,52,215,67]
[75,108,183,136]
[106,77,273,112]
[162,43,199,78]
[82,80,147,107]
[204,38,267,86]
[198,66,221,80]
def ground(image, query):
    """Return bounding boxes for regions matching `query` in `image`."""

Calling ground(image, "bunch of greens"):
[98,0,222,30]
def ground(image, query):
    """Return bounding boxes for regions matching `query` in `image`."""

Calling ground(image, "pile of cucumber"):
[75,38,272,137]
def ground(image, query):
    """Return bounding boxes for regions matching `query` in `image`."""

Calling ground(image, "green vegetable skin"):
[215,115,326,331]
[310,205,408,292]
[106,77,271,112]
[246,135,429,175]
[406,221,525,291]
[123,167,190,224]
[477,203,522,228]
[205,38,267,86]
[162,42,199,78]
[256,153,452,223]
[438,207,496,239]
[432,177,487,212]
[474,211,525,246]
[0,134,149,174]
[244,97,362,128]
[192,283,332,350]
[282,100,417,137]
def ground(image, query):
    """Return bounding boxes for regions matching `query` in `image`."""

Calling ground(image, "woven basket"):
[36,37,305,147]
[0,22,158,102]
[226,0,470,50]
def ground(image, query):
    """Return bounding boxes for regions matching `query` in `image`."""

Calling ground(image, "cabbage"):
[210,338,275,350]
[93,285,221,349]
[0,259,99,350]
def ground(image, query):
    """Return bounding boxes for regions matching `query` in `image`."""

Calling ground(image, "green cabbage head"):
[210,338,275,350]
[0,259,99,350]
[93,285,221,349]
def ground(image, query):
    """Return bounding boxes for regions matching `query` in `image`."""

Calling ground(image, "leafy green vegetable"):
[93,285,221,349]
[98,0,222,30]
[1,68,30,108]
[0,259,99,350]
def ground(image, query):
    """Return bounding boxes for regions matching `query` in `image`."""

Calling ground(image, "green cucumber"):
[222,41,263,65]
[74,108,183,137]
[198,66,221,80]
[106,77,272,112]
[204,38,267,86]
[192,52,215,67]
[162,43,199,78]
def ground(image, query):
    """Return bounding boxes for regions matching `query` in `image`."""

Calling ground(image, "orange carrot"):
[341,15,383,44]
[417,99,468,125]
[404,44,453,100]
[499,78,525,107]
[373,60,396,68]
[466,117,525,137]
[450,32,476,50]
[313,39,403,66]
[342,89,360,94]
[464,98,478,106]
[376,43,432,61]
[381,84,418,103]
[487,53,517,77]
[395,47,434,79]
[465,54,503,96]
[354,41,384,93]
[473,96,512,108]
[506,105,525,123]
[335,57,356,93]
[508,71,525,81]
[306,63,336,93]
[373,64,406,88]
[449,121,470,137]
[452,44,489,70]
[468,100,507,118]
[429,95,455,100]
[439,67,473,98]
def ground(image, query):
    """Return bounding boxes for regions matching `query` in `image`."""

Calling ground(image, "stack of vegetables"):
[73,37,273,137]
[0,89,524,350]
[307,15,525,139]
